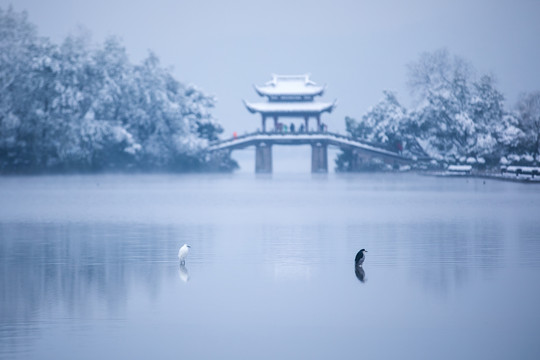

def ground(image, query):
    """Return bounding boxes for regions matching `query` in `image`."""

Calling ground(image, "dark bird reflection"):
[355,265,366,283]
[178,264,190,283]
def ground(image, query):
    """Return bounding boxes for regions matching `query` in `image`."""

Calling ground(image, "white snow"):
[447,165,472,172]
[244,100,336,114]
[505,166,540,174]
[255,74,325,96]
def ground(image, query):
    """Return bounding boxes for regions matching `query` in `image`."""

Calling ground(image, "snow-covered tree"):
[91,37,133,124]
[405,50,519,164]
[338,49,527,170]
[0,6,233,173]
[406,50,477,161]
[343,91,410,152]
[407,48,473,105]
[0,6,54,170]
[515,91,540,161]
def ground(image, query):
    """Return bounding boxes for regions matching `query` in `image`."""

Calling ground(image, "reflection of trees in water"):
[0,222,208,355]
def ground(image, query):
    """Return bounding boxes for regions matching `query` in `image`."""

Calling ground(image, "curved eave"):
[243,99,257,114]
[253,84,326,98]
[243,100,337,116]
[253,85,264,97]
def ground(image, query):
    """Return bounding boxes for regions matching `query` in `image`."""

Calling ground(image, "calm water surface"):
[1,173,539,359]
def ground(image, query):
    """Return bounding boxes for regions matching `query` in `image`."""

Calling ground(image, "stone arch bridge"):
[207,131,412,173]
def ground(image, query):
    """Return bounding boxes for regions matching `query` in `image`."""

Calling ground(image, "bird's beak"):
[365,250,368,252]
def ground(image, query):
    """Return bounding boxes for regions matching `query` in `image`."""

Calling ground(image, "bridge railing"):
[209,130,392,151]
[207,130,417,162]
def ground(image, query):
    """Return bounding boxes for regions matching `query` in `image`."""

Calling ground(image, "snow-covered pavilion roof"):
[243,100,336,116]
[254,74,325,98]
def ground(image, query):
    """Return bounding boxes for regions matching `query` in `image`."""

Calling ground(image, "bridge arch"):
[207,131,412,173]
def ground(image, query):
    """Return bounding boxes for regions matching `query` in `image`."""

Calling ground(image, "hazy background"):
[2,0,539,137]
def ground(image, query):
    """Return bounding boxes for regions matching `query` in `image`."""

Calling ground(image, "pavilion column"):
[311,142,328,173]
[255,142,272,173]
[304,116,309,132]
[261,115,266,133]
[316,115,321,132]
[273,116,279,132]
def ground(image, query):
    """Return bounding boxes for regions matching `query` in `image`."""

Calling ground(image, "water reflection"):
[261,225,322,281]
[1,174,540,360]
[355,265,366,283]
[408,220,505,295]
[518,223,540,268]
[347,219,507,294]
[0,221,196,359]
[178,264,190,282]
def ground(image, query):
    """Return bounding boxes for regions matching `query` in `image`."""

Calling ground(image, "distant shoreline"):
[421,171,540,184]
[1,169,539,183]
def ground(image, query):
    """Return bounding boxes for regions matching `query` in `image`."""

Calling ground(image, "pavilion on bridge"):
[208,75,410,173]
[243,74,336,133]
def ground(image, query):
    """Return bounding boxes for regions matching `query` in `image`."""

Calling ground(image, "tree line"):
[0,7,236,173]
[337,49,540,171]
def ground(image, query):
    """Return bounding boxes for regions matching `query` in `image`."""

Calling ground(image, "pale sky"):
[2,0,540,136]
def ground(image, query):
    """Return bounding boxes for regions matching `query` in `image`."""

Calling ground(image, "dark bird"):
[355,249,368,266]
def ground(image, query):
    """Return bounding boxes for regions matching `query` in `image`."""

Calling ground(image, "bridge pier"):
[255,142,272,173]
[208,132,411,173]
[311,142,328,173]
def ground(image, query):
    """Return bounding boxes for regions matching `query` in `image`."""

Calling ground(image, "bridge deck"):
[208,131,409,161]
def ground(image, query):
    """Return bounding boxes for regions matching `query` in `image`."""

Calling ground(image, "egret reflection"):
[178,264,190,282]
[355,266,366,283]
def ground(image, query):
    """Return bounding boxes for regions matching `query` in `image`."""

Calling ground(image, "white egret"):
[178,244,191,264]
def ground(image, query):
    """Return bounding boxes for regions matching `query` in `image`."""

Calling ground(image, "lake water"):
[1,173,539,359]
